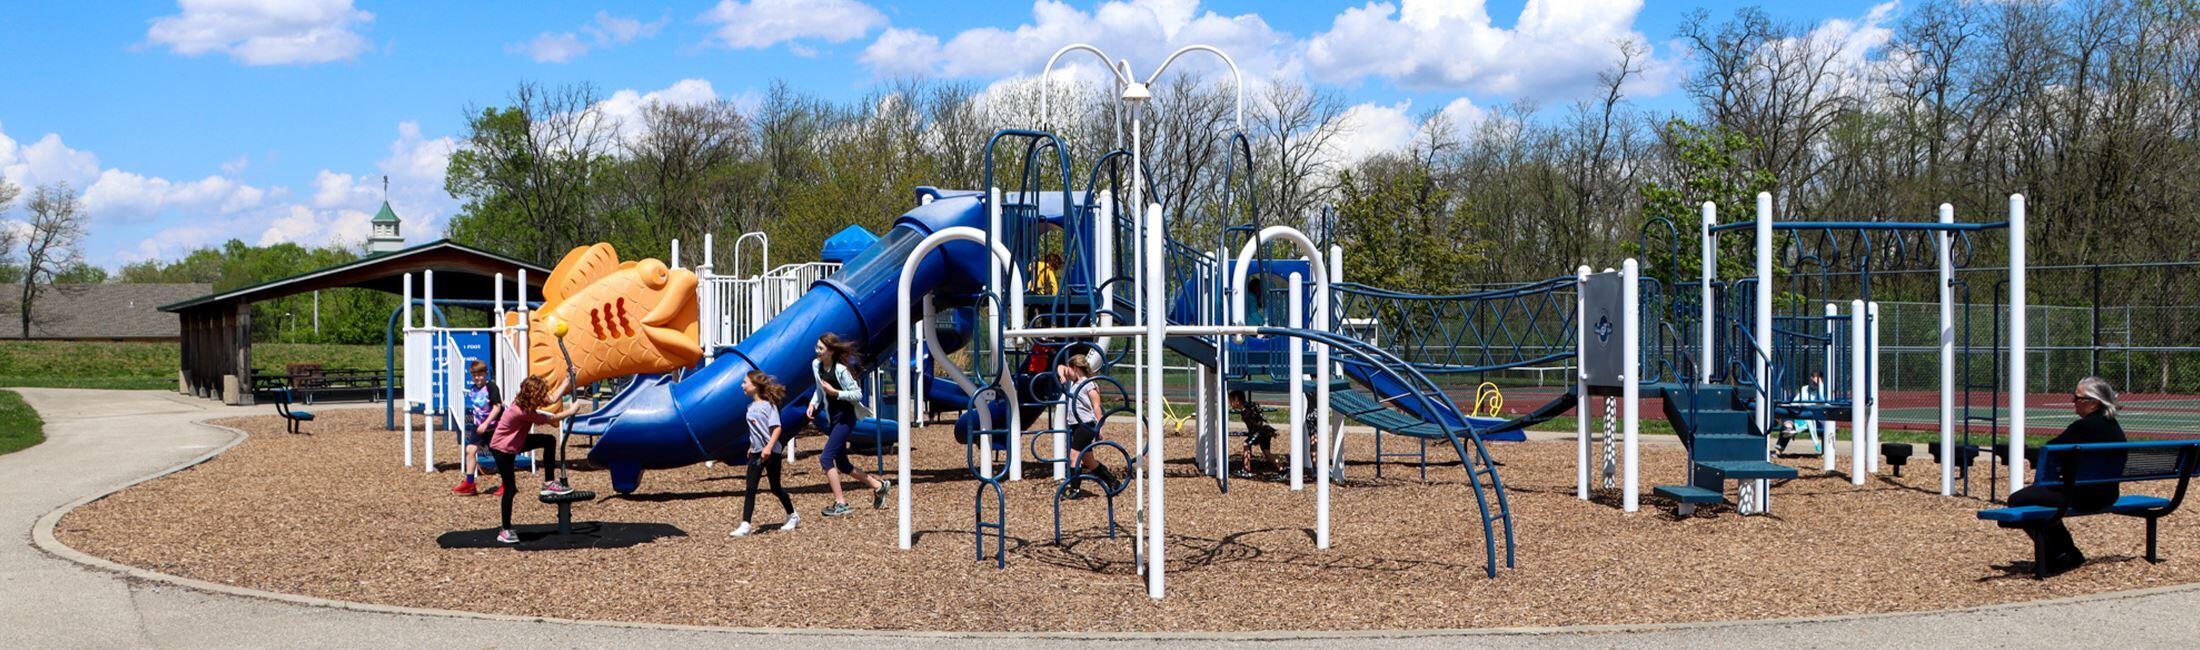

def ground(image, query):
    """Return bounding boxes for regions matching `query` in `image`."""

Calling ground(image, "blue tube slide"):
[589,191,1001,493]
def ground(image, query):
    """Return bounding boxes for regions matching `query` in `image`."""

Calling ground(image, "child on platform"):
[488,375,580,544]
[732,370,799,537]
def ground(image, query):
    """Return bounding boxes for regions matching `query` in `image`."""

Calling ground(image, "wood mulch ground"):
[56,409,2200,632]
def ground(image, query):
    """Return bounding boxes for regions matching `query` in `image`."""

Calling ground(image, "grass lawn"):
[0,340,388,390]
[0,390,44,455]
[1534,414,1679,437]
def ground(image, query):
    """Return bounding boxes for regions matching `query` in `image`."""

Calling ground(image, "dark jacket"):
[2044,411,2126,509]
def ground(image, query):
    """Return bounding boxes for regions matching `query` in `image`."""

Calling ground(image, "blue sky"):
[0,0,1896,269]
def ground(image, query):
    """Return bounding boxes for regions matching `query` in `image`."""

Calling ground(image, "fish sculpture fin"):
[542,243,621,309]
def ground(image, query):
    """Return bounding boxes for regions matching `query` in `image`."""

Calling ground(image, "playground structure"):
[1580,193,2032,513]
[519,42,1626,599]
[391,269,532,472]
[337,38,2120,604]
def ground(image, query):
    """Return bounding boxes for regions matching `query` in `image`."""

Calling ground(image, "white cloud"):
[1437,97,1485,130]
[511,11,667,63]
[0,128,102,190]
[1321,97,1487,166]
[81,170,270,222]
[860,28,942,77]
[588,11,666,44]
[145,0,375,66]
[862,0,1292,84]
[596,78,722,143]
[700,0,887,50]
[513,32,589,63]
[259,204,373,247]
[0,120,466,266]
[1326,102,1420,164]
[1797,1,1901,97]
[311,170,364,208]
[380,121,455,182]
[1304,0,1668,99]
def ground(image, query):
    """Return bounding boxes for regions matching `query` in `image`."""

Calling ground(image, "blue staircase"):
[1651,382,1798,507]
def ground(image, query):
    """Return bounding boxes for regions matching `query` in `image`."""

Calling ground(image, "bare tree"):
[1250,80,1347,231]
[622,98,753,247]
[19,183,87,339]
[0,178,17,309]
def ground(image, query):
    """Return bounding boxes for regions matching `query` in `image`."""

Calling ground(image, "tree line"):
[65,1,2200,344]
[439,1,2199,296]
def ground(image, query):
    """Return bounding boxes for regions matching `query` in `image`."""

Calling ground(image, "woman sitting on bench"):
[2006,376,2126,575]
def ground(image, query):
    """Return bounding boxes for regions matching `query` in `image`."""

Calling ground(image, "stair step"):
[1654,485,1724,504]
[1695,460,1799,479]
[1687,410,1752,434]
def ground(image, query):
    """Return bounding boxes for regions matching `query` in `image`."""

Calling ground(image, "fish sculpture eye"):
[637,259,670,290]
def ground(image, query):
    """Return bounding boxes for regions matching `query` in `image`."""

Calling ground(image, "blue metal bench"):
[1976,440,2200,578]
[273,387,314,434]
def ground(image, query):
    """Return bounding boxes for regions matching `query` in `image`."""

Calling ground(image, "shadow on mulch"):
[436,522,688,551]
[1983,555,2149,582]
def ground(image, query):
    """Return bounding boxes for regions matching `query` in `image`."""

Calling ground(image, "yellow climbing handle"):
[1472,382,1504,417]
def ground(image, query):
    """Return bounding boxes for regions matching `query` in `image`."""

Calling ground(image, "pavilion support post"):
[233,302,255,406]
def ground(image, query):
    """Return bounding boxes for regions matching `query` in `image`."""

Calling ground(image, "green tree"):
[1333,160,1492,294]
[1637,118,1777,283]
[54,262,106,284]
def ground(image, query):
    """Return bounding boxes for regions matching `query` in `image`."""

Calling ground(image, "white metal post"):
[401,273,414,467]
[1144,202,1167,599]
[669,238,680,269]
[1622,259,1641,512]
[697,236,714,350]
[896,227,1022,551]
[1751,192,1772,510]
[1850,299,1867,485]
[1575,265,1591,501]
[516,267,529,393]
[1318,245,1335,489]
[423,269,436,473]
[2008,194,2028,492]
[1700,202,1716,382]
[1289,272,1305,491]
[1823,302,1839,472]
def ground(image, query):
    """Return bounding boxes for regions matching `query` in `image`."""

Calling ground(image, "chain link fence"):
[1801,261,2200,437]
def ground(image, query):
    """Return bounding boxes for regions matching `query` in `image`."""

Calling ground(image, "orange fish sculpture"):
[516,243,702,388]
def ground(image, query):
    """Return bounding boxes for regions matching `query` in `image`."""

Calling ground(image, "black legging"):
[742,453,795,522]
[2007,484,2108,561]
[490,433,560,530]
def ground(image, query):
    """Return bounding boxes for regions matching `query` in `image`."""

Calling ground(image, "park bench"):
[1976,440,2200,578]
[272,386,314,434]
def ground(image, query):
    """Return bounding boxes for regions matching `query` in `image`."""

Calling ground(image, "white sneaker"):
[781,513,801,532]
[730,522,754,538]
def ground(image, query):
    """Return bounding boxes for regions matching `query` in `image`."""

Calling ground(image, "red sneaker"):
[488,485,504,496]
[452,480,478,496]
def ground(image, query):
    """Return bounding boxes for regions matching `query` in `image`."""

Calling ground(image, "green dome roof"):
[371,201,400,224]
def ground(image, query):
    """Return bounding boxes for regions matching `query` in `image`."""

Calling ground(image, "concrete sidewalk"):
[2,387,2196,648]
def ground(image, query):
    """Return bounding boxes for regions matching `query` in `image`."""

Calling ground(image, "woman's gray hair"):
[2078,376,2120,419]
